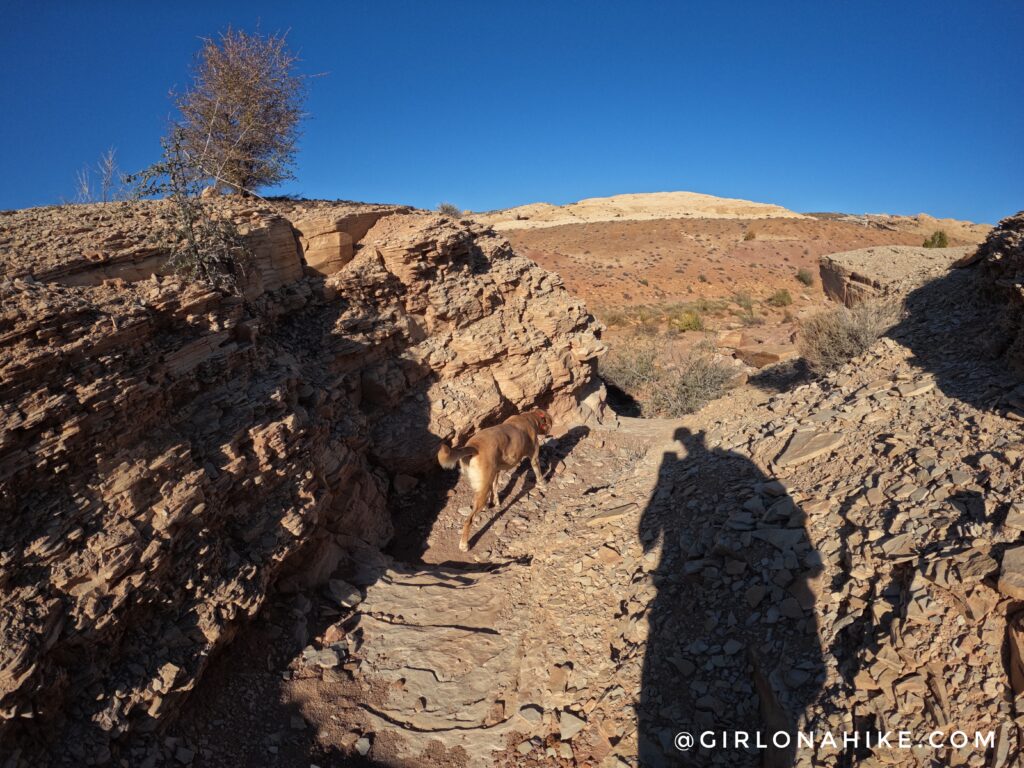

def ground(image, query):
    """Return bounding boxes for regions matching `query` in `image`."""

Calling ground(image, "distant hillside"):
[475,191,807,230]
[486,192,991,367]
[805,211,991,243]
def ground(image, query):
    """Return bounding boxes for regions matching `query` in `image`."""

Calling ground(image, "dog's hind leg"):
[490,471,502,508]
[461,461,495,552]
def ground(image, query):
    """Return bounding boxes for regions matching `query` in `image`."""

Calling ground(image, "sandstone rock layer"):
[819,244,975,306]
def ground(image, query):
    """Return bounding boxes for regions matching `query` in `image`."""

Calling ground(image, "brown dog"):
[437,409,551,551]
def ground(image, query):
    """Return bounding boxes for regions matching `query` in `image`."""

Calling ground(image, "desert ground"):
[494,194,987,354]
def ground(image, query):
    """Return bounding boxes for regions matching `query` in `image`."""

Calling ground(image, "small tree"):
[127,127,249,293]
[175,27,306,194]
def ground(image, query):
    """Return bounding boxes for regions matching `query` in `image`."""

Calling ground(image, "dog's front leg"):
[531,444,547,486]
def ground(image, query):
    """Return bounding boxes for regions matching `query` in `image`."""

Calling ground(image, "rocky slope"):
[148,241,1024,768]
[975,211,1024,366]
[0,199,606,764]
[810,212,993,245]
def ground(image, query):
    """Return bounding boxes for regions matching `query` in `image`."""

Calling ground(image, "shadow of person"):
[637,428,824,767]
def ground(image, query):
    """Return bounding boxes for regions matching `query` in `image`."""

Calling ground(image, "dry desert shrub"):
[796,267,815,286]
[601,342,661,396]
[175,27,306,193]
[72,147,127,204]
[436,202,462,218]
[600,339,734,416]
[798,301,898,373]
[599,308,628,327]
[733,291,754,312]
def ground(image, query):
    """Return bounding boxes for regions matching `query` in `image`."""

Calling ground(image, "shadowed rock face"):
[975,211,1024,366]
[0,201,606,762]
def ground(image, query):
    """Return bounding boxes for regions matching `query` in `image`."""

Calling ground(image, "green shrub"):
[798,301,898,373]
[796,267,814,286]
[922,231,949,248]
[767,289,793,307]
[668,309,704,332]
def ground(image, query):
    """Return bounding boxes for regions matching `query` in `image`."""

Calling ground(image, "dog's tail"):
[437,443,477,469]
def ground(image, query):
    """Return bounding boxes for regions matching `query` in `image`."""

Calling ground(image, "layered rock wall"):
[0,201,605,762]
[975,211,1024,365]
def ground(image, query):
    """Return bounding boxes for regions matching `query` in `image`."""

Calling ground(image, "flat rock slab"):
[999,545,1024,599]
[735,344,798,369]
[775,429,844,468]
[585,502,638,526]
[896,380,936,397]
[1005,505,1024,531]
[350,558,533,762]
[751,528,805,552]
[820,245,974,307]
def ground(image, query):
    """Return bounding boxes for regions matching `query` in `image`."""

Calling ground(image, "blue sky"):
[1,1,1020,222]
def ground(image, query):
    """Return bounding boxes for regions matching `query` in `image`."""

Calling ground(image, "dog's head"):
[532,409,552,434]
